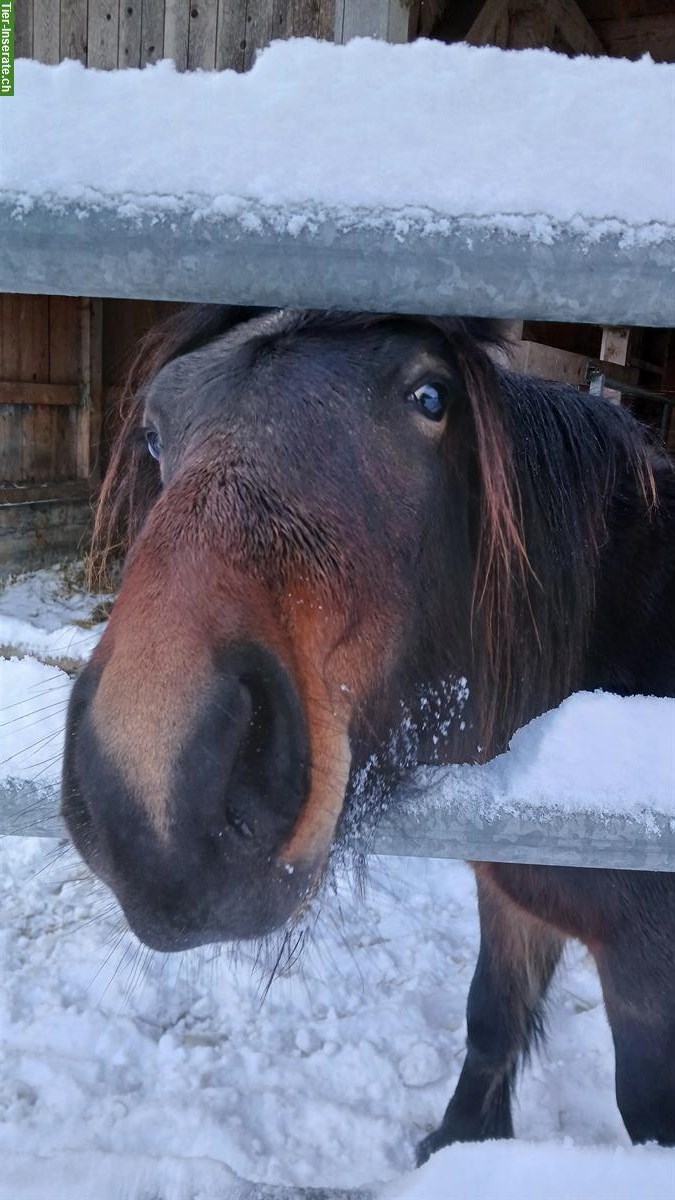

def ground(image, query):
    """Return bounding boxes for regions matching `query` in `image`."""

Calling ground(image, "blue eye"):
[409,382,450,422]
[145,429,162,461]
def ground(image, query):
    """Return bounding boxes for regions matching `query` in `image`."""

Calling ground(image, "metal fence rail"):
[2,198,674,327]
[2,777,673,871]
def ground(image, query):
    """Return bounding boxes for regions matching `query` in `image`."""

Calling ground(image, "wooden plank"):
[272,0,335,42]
[466,0,509,45]
[26,299,50,484]
[60,0,88,62]
[216,0,248,70]
[600,327,631,367]
[89,299,104,486]
[510,338,591,387]
[74,299,103,485]
[141,0,165,65]
[14,0,34,58]
[551,0,605,55]
[511,339,640,391]
[291,0,321,37]
[88,0,122,69]
[243,0,275,71]
[24,295,52,487]
[337,0,409,41]
[16,298,50,484]
[296,0,320,36]
[33,0,61,63]
[119,0,143,66]
[164,0,190,69]
[317,0,335,40]
[0,382,81,406]
[271,0,294,40]
[49,295,81,482]
[0,296,18,484]
[187,0,218,69]
[76,299,92,481]
[5,297,28,487]
[508,3,556,48]
[387,0,410,41]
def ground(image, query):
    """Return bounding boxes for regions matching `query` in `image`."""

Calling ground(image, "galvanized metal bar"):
[3,778,673,871]
[3,198,674,327]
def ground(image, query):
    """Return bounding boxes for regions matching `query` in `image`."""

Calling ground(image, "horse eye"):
[409,382,450,422]
[145,429,162,461]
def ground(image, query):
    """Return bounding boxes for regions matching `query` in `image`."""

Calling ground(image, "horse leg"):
[594,935,675,1146]
[417,871,564,1165]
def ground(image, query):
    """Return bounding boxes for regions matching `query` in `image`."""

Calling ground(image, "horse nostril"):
[225,807,254,839]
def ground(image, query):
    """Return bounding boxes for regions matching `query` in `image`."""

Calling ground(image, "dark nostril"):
[225,807,254,839]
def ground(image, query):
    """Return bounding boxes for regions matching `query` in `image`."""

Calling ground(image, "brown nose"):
[61,643,313,949]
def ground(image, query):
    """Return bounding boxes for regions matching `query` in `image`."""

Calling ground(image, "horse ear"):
[89,305,269,587]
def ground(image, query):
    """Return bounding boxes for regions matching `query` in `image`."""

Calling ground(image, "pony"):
[62,305,675,1159]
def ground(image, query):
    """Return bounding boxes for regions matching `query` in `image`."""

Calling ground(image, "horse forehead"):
[160,313,441,389]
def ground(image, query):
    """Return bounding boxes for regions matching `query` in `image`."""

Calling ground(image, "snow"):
[382,1140,674,1200]
[3,1142,673,1200]
[0,838,647,1199]
[1,657,69,783]
[0,565,109,667]
[4,40,674,244]
[419,691,675,824]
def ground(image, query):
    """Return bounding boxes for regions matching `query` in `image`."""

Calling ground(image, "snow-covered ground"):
[0,563,109,669]
[1,567,674,1198]
[5,42,674,242]
[0,838,649,1198]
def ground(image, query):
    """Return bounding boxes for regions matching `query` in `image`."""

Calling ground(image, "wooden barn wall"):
[0,296,100,487]
[16,0,335,71]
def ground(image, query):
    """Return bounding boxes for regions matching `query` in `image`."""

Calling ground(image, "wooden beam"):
[164,0,190,71]
[75,299,103,485]
[510,339,640,388]
[600,327,632,366]
[33,0,60,63]
[0,382,81,407]
[140,0,166,66]
[88,0,121,69]
[466,0,511,46]
[60,0,87,64]
[187,0,218,70]
[552,0,605,55]
[467,0,605,53]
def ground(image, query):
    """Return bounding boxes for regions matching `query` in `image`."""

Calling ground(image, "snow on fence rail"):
[2,667,673,871]
[2,42,674,325]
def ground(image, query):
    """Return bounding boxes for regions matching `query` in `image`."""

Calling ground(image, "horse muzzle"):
[61,642,321,949]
